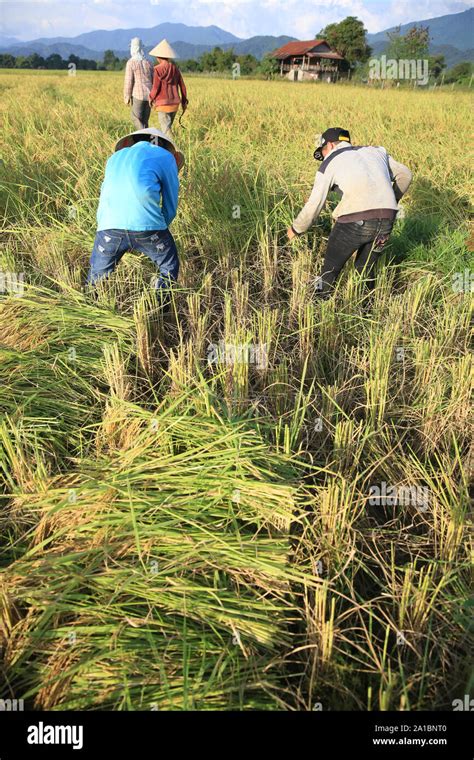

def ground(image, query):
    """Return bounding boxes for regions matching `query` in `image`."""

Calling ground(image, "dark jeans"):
[131,97,150,129]
[86,228,179,289]
[316,218,393,297]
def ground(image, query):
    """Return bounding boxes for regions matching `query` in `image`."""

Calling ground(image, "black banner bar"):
[0,710,472,758]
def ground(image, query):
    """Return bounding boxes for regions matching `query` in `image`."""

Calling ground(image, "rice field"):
[0,70,472,711]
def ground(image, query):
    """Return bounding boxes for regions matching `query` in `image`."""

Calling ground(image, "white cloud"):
[1,0,472,41]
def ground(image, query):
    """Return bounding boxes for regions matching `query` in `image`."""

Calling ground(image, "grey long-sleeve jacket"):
[292,143,412,234]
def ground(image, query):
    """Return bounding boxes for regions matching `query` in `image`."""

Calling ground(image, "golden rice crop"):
[0,70,472,710]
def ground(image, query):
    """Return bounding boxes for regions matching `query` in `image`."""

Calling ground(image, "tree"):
[386,25,429,60]
[0,53,15,68]
[319,16,371,67]
[198,48,218,71]
[445,61,472,84]
[201,48,215,70]
[179,58,200,72]
[45,53,65,70]
[258,55,279,79]
[24,53,45,69]
[428,54,445,80]
[1,51,99,70]
[16,55,32,69]
[404,25,430,58]
[236,54,258,75]
[103,49,119,70]
[200,47,235,73]
[82,59,97,71]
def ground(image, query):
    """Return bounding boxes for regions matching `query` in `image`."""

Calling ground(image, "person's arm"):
[289,170,332,237]
[387,154,412,201]
[149,68,162,106]
[146,61,154,96]
[123,60,134,104]
[158,153,179,226]
[178,72,188,111]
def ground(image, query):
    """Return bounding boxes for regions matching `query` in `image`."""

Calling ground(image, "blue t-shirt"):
[97,141,179,231]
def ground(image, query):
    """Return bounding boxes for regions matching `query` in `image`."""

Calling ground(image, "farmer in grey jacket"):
[287,127,412,297]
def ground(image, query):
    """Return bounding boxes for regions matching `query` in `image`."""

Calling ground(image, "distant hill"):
[429,45,474,68]
[367,8,473,51]
[368,39,472,69]
[1,11,471,67]
[223,35,296,58]
[30,23,241,51]
[367,8,474,66]
[0,35,20,46]
[0,41,106,61]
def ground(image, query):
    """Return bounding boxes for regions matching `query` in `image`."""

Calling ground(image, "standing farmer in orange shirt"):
[123,38,154,130]
[148,40,188,136]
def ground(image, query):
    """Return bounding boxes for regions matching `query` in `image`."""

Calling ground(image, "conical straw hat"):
[115,128,177,153]
[148,39,178,58]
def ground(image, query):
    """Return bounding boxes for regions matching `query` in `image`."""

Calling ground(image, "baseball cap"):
[314,128,351,161]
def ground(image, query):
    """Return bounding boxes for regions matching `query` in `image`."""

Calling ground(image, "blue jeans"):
[86,228,179,289]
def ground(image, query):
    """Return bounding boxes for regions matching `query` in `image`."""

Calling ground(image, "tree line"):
[0,50,127,71]
[0,47,280,77]
[0,46,278,76]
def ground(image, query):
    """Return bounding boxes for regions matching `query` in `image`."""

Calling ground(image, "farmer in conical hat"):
[86,128,185,294]
[148,39,188,136]
[123,38,154,129]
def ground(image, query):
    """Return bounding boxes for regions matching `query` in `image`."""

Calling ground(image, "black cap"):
[314,127,351,161]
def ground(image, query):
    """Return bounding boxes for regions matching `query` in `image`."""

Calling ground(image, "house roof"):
[308,51,344,60]
[272,39,333,59]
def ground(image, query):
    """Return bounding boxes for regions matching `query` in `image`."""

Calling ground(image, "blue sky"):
[1,0,472,41]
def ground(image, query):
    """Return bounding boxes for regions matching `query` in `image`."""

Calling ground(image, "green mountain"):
[31,23,241,51]
[367,8,474,66]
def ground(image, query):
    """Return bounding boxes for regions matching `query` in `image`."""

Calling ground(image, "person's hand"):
[287,226,296,241]
[125,98,131,105]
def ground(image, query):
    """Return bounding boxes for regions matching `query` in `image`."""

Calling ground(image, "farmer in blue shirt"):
[87,128,184,291]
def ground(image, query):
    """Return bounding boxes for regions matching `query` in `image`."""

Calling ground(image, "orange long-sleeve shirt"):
[149,60,188,112]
